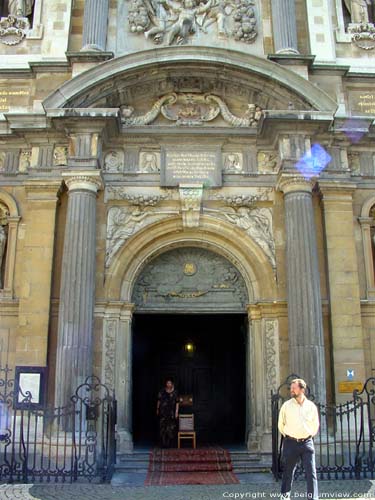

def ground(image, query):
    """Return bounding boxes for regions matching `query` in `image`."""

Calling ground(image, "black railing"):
[0,366,116,483]
[272,374,375,481]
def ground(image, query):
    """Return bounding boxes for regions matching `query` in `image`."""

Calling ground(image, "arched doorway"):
[131,246,249,445]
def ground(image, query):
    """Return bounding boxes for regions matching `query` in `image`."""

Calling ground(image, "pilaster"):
[319,181,365,401]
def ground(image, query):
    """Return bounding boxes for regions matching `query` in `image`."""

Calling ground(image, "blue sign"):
[347,369,354,380]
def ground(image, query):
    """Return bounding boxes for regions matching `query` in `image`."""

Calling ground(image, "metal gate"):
[0,366,116,483]
[272,374,375,480]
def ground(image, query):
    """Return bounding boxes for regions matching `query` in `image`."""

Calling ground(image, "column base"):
[116,429,133,453]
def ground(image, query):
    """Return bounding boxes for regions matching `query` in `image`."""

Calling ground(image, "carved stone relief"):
[223,153,243,173]
[104,150,125,172]
[105,187,169,204]
[132,247,248,311]
[103,319,117,391]
[205,201,276,268]
[127,0,257,46]
[348,22,375,49]
[106,204,177,267]
[179,184,203,228]
[121,93,262,127]
[257,152,278,173]
[139,151,160,172]
[19,150,31,172]
[0,15,29,45]
[53,146,68,167]
[264,319,279,429]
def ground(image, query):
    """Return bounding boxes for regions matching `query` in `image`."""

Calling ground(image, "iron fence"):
[0,366,116,483]
[272,374,375,481]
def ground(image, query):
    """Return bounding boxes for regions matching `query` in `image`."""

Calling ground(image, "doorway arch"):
[102,215,278,453]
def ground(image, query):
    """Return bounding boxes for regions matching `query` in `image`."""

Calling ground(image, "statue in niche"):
[343,0,372,23]
[7,0,34,16]
[0,224,7,289]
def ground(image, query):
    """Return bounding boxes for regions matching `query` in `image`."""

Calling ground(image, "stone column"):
[81,0,109,52]
[271,0,299,54]
[55,171,102,407]
[278,175,326,404]
[116,304,134,453]
[319,182,365,401]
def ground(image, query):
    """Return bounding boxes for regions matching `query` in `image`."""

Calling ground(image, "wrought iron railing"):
[0,366,116,483]
[272,374,375,480]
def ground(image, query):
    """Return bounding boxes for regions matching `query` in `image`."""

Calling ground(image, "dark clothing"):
[281,436,318,500]
[157,389,179,448]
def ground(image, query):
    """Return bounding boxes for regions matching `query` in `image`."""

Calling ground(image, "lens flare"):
[295,144,331,179]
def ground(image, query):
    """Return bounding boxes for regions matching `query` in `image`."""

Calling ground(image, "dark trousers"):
[281,437,318,500]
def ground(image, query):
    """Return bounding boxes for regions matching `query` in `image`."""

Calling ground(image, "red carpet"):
[145,447,239,485]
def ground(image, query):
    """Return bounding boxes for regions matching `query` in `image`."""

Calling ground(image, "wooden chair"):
[178,414,196,449]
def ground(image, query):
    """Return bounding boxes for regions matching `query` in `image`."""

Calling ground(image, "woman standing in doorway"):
[156,379,179,448]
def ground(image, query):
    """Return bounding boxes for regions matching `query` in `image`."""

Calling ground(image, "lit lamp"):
[184,341,195,356]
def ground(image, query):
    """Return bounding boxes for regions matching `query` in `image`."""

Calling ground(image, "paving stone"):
[25,479,375,500]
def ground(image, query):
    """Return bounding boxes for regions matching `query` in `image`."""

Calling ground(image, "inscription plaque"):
[161,149,222,187]
[348,91,375,116]
[338,381,363,393]
[0,88,31,113]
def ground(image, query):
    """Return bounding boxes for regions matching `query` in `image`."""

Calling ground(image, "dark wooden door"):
[133,314,246,445]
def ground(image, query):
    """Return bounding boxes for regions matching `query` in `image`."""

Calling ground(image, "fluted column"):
[278,175,326,403]
[271,0,299,54]
[55,171,102,407]
[81,0,109,52]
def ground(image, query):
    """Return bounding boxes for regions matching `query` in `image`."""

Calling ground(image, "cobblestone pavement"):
[0,479,373,500]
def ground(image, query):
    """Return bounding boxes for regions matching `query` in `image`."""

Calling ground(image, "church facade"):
[0,0,374,455]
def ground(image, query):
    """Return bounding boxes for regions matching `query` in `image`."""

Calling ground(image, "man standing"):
[278,378,320,500]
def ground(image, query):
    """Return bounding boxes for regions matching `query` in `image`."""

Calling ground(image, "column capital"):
[358,217,373,227]
[63,170,103,193]
[277,173,313,195]
[103,301,135,319]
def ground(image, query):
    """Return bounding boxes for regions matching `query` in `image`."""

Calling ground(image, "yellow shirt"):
[278,397,320,439]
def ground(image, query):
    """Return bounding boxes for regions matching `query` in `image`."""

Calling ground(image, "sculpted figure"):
[8,0,34,16]
[344,0,372,23]
[0,225,7,289]
[145,0,213,45]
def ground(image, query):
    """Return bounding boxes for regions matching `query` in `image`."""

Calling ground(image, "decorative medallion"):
[183,262,197,276]
[0,16,29,45]
[348,23,375,50]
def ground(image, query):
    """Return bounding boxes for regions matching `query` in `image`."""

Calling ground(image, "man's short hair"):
[291,378,307,390]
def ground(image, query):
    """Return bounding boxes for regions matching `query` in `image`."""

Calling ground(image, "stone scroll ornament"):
[121,93,263,127]
[127,0,257,45]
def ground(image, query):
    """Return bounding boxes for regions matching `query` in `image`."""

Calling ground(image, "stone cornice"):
[318,181,357,204]
[24,180,62,201]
